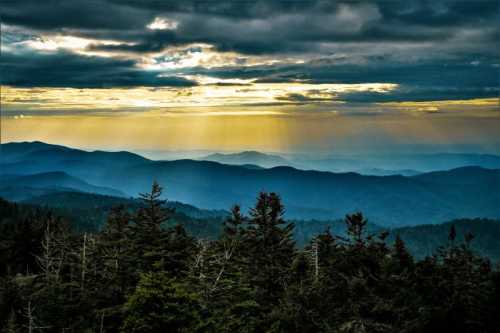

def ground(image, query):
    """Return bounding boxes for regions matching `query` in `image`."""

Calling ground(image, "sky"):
[1,0,499,155]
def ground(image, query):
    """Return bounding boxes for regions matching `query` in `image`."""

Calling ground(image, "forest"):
[1,182,499,333]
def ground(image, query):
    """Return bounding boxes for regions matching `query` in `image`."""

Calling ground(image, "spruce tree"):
[129,181,173,273]
[244,192,295,324]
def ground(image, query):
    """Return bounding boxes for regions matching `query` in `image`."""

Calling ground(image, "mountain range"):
[290,153,500,174]
[1,141,500,226]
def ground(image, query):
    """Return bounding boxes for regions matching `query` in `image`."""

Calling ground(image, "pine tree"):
[223,205,244,238]
[393,235,413,271]
[122,272,202,333]
[449,224,457,244]
[136,181,171,232]
[345,212,368,245]
[129,181,174,273]
[244,192,296,321]
[100,205,131,288]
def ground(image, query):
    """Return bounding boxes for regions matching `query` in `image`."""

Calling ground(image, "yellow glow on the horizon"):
[1,83,398,113]
[3,85,499,153]
[381,98,499,108]
[1,114,298,152]
[380,98,500,116]
[4,110,500,153]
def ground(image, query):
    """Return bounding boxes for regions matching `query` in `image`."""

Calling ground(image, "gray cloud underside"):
[0,52,197,88]
[1,0,498,102]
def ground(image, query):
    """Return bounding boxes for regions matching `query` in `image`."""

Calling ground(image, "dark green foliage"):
[387,218,500,261]
[1,190,500,332]
[244,193,295,309]
[122,273,202,333]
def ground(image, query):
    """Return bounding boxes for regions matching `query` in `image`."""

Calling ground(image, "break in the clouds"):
[1,0,499,100]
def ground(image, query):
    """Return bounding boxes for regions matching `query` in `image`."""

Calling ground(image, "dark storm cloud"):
[376,0,499,27]
[111,0,498,25]
[337,86,500,103]
[0,0,153,30]
[1,0,498,100]
[189,59,499,86]
[109,0,322,18]
[4,0,498,53]
[78,1,494,56]
[0,51,197,88]
[189,59,500,102]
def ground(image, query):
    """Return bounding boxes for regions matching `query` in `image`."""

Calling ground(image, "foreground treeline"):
[1,183,499,333]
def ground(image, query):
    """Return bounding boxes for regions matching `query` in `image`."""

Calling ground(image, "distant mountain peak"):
[201,150,289,168]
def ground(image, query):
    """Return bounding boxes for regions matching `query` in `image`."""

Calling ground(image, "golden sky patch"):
[1,83,398,113]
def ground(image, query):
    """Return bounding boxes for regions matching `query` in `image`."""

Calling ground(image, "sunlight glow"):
[138,44,302,70]
[380,98,500,116]
[147,17,179,30]
[24,35,125,52]
[1,83,399,113]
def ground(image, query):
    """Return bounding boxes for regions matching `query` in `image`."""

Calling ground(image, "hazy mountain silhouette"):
[201,151,290,168]
[355,168,421,176]
[292,153,500,173]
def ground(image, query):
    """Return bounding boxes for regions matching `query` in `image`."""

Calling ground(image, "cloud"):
[1,0,498,102]
[183,58,499,101]
[4,1,498,53]
[0,50,197,88]
[0,0,152,30]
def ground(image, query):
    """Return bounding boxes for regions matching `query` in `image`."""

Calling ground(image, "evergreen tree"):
[345,212,368,245]
[136,182,171,232]
[122,272,202,333]
[392,234,413,271]
[129,181,173,273]
[100,205,132,292]
[243,192,296,327]
[1,193,499,332]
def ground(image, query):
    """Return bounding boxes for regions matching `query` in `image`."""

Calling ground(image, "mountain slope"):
[16,191,228,234]
[412,166,500,185]
[22,191,228,219]
[389,218,500,260]
[1,141,150,182]
[0,172,125,200]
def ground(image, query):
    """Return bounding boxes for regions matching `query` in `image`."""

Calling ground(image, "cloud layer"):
[1,0,498,103]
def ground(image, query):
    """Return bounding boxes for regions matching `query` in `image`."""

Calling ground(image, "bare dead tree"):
[36,218,57,284]
[99,311,105,333]
[81,233,87,292]
[209,236,239,294]
[193,239,208,281]
[311,237,319,282]
[26,300,34,333]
